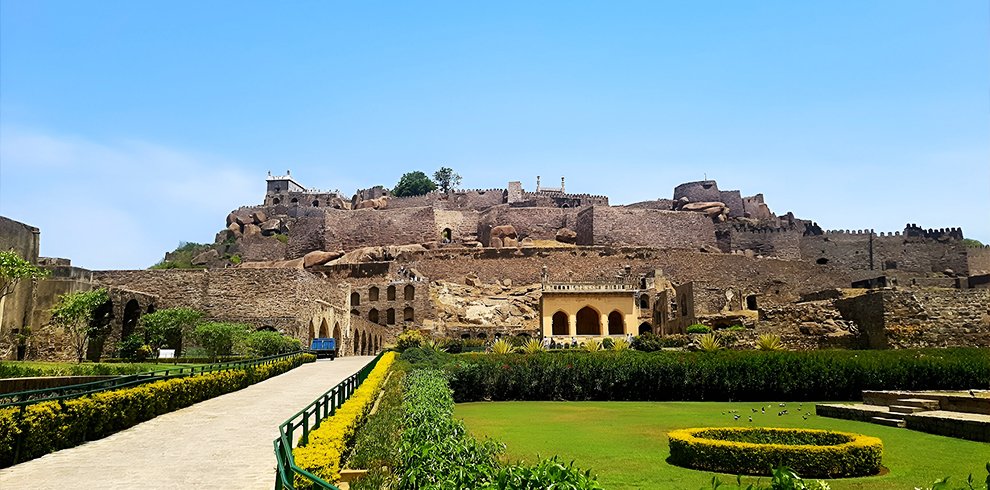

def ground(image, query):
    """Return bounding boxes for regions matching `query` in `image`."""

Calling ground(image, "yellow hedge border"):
[667,427,883,478]
[292,351,396,487]
[0,353,316,468]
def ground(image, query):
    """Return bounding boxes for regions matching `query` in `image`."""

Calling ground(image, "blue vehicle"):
[310,337,338,360]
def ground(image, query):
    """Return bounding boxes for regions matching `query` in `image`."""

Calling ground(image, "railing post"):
[313,400,321,429]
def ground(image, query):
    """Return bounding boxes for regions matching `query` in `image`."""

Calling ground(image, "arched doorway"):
[386,308,395,324]
[308,320,315,345]
[441,228,452,243]
[368,309,379,324]
[576,306,601,335]
[369,287,379,302]
[607,310,624,335]
[351,292,360,306]
[87,299,114,361]
[404,284,415,300]
[121,299,141,340]
[638,322,652,334]
[319,319,329,338]
[332,322,341,346]
[552,311,568,335]
[387,285,396,301]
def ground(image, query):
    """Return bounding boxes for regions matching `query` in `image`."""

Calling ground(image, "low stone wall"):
[905,412,990,442]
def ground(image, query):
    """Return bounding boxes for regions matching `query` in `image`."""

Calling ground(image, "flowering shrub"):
[292,351,396,487]
[0,353,314,467]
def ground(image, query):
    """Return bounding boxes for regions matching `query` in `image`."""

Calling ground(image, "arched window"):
[576,306,601,335]
[403,307,414,322]
[312,200,320,207]
[368,309,379,324]
[477,333,487,339]
[386,308,396,324]
[387,285,396,301]
[552,311,568,336]
[607,311,624,335]
[404,284,415,300]
[639,294,649,309]
[638,322,652,334]
[121,299,141,340]
[350,292,360,306]
[290,198,299,205]
[272,197,281,205]
[369,286,379,302]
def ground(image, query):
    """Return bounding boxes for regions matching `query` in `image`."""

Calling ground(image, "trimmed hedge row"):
[293,351,396,487]
[0,353,315,467]
[446,349,990,402]
[398,369,603,489]
[668,427,883,478]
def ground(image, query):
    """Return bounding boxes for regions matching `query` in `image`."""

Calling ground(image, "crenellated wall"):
[718,224,802,259]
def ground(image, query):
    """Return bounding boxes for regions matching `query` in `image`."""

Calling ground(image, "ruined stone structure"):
[3,172,987,359]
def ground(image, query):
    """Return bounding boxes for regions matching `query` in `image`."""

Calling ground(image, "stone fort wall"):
[576,207,717,249]
[477,205,577,245]
[967,246,990,275]
[799,229,970,275]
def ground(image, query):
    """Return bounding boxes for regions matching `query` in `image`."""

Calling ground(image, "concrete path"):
[0,356,376,490]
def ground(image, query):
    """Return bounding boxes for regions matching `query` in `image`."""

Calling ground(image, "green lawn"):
[456,401,989,490]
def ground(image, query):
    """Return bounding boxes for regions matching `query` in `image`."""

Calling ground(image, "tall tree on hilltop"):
[392,171,437,197]
[433,167,462,193]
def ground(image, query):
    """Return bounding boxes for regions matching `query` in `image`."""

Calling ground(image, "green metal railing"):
[273,351,386,490]
[0,351,307,409]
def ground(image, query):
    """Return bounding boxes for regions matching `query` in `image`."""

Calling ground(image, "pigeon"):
[748,416,753,422]
[734,414,740,421]
[752,408,758,413]
[761,407,765,414]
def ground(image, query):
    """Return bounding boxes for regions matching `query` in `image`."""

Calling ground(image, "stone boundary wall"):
[477,205,577,245]
[94,269,349,348]
[576,207,717,249]
[385,189,507,211]
[322,207,439,250]
[968,246,990,275]
[721,226,802,259]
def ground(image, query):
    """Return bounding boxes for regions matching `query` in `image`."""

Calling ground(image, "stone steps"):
[870,416,907,428]
[896,398,941,410]
[888,404,928,415]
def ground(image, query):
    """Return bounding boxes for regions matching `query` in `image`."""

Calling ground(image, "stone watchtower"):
[265,171,306,206]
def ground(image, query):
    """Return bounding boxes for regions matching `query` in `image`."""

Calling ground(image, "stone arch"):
[551,311,569,336]
[746,295,758,310]
[121,299,141,340]
[607,310,624,335]
[816,258,829,265]
[257,325,277,332]
[368,308,379,324]
[272,197,281,205]
[441,228,452,243]
[386,308,396,324]
[351,291,360,306]
[369,286,380,302]
[403,306,414,322]
[332,322,341,345]
[576,306,601,335]
[319,319,329,338]
[387,285,396,301]
[639,294,649,309]
[404,284,415,300]
[477,332,487,339]
[308,320,315,345]
[290,197,299,205]
[361,331,368,355]
[312,200,320,207]
[86,299,114,361]
[146,304,156,314]
[638,322,652,335]
[350,308,359,316]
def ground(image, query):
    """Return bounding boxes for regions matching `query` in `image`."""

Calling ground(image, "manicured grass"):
[456,401,989,489]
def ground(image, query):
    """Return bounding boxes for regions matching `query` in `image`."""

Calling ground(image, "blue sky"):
[1,1,987,270]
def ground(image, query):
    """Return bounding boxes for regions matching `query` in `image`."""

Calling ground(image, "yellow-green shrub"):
[293,352,396,487]
[667,427,882,478]
[0,353,314,467]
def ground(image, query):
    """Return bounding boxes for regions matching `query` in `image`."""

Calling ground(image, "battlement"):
[729,224,798,235]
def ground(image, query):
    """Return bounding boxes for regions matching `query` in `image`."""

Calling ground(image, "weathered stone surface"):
[251,211,268,225]
[227,222,241,234]
[491,237,503,249]
[260,219,282,236]
[234,212,254,227]
[555,228,577,244]
[243,223,262,236]
[356,197,388,210]
[192,249,219,266]
[303,250,345,268]
[503,237,518,248]
[215,229,236,244]
[490,225,517,240]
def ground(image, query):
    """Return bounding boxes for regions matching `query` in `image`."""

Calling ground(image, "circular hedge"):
[667,427,882,478]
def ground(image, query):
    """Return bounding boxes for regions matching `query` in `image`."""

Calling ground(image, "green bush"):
[758,334,784,351]
[445,349,990,402]
[246,330,300,357]
[397,369,601,489]
[601,337,615,349]
[687,324,712,334]
[0,353,314,467]
[117,333,147,360]
[668,427,882,478]
[698,333,722,352]
[632,332,689,351]
[193,322,250,360]
[395,329,424,352]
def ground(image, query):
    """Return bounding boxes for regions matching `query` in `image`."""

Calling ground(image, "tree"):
[139,307,203,356]
[246,330,301,357]
[962,238,984,248]
[193,322,250,361]
[50,288,110,363]
[0,250,49,302]
[433,167,462,193]
[392,171,437,197]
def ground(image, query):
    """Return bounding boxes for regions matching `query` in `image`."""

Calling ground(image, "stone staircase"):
[817,390,990,442]
[869,398,941,427]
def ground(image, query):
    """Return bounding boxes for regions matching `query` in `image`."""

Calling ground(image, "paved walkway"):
[0,356,376,490]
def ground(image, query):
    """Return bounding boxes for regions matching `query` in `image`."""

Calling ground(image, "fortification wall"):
[673,180,721,203]
[393,247,851,305]
[0,217,42,341]
[968,246,990,275]
[286,216,327,258]
[386,189,506,211]
[721,225,802,259]
[477,205,576,245]
[576,207,716,249]
[742,194,774,220]
[94,269,348,344]
[322,207,439,250]
[799,231,874,270]
[719,190,744,218]
[435,209,480,244]
[873,233,969,275]
[622,199,674,210]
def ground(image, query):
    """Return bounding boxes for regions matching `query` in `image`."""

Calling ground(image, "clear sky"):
[1,1,988,270]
